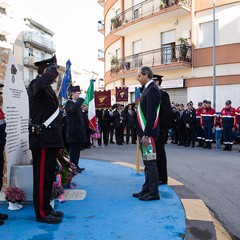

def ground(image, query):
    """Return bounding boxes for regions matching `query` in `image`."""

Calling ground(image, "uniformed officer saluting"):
[28,55,64,224]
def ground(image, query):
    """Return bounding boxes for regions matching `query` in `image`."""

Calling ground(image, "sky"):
[7,0,104,79]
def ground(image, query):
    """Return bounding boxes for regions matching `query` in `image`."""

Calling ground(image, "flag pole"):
[135,136,140,174]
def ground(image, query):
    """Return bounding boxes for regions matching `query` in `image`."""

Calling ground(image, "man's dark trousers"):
[32,148,58,218]
[155,130,168,183]
[142,160,159,195]
[69,143,81,167]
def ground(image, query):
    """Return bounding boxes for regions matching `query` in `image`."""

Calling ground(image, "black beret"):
[203,99,207,103]
[0,83,4,88]
[69,85,81,93]
[207,100,211,104]
[225,100,231,105]
[198,101,203,106]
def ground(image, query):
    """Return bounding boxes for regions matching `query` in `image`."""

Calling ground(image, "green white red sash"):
[137,103,160,160]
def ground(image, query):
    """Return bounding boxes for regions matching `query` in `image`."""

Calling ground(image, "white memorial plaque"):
[2,49,32,186]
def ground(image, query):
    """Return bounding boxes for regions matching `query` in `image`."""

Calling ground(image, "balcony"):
[97,0,104,7]
[23,56,39,68]
[98,20,104,34]
[110,0,191,36]
[110,44,192,77]
[23,31,56,54]
[98,49,104,61]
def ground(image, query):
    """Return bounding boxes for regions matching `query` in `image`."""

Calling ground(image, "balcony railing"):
[23,31,56,53]
[110,0,191,31]
[111,44,192,74]
[98,20,104,33]
[98,49,104,59]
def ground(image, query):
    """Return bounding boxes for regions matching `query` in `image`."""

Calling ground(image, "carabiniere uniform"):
[28,57,64,220]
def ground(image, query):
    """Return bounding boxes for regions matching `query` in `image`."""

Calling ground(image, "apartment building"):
[99,0,240,111]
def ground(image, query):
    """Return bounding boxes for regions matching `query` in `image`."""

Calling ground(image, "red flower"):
[5,186,26,203]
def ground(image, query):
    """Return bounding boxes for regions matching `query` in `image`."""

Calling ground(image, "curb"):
[112,161,231,240]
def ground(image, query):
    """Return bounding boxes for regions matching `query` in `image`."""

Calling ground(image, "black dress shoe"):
[36,214,62,224]
[51,210,64,218]
[139,193,160,201]
[0,219,4,226]
[132,191,148,198]
[158,180,167,185]
[0,213,8,220]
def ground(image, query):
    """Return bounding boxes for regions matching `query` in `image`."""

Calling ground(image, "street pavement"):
[81,142,240,239]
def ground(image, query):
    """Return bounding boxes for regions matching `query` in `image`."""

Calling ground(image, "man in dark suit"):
[28,55,64,224]
[65,85,87,173]
[124,104,136,144]
[133,66,161,201]
[153,74,172,185]
[113,105,126,145]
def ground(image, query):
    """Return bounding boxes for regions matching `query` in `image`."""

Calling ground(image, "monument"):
[0,47,32,200]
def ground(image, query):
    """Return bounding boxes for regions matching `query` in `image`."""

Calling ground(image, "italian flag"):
[84,79,97,131]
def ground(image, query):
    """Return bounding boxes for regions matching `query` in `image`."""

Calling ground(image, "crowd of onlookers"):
[169,100,240,152]
[60,98,240,153]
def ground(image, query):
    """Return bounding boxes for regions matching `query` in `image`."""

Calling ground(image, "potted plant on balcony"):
[111,55,120,74]
[111,16,122,30]
[177,37,188,61]
[5,186,26,210]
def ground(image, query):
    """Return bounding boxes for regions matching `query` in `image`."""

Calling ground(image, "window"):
[116,48,120,59]
[29,70,33,80]
[133,40,142,69]
[0,34,6,42]
[29,48,33,56]
[199,20,219,48]
[161,30,176,64]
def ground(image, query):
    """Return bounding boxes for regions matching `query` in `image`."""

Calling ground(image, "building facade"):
[99,0,240,111]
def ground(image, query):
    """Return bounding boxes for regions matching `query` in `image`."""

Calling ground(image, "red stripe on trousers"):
[39,148,46,218]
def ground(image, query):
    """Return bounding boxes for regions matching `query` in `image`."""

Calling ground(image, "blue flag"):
[135,87,141,101]
[59,60,72,99]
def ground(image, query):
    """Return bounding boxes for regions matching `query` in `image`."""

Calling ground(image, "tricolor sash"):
[137,103,160,161]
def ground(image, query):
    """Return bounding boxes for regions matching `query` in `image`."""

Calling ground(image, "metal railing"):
[98,20,104,31]
[110,44,192,74]
[98,49,104,59]
[110,0,191,31]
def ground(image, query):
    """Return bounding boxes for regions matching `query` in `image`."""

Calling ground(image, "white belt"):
[43,108,60,128]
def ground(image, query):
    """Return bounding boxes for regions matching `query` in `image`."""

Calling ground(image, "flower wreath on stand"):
[54,149,79,202]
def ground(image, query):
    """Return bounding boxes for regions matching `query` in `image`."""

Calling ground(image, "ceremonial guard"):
[133,67,161,201]
[28,55,64,224]
[200,101,216,149]
[220,100,236,151]
[153,74,172,185]
[183,102,196,147]
[195,102,204,147]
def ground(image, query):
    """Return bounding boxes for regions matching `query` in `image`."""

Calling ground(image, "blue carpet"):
[0,159,186,240]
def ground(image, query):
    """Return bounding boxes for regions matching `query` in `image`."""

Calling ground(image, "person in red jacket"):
[195,102,204,147]
[236,105,240,152]
[200,100,216,149]
[220,100,236,151]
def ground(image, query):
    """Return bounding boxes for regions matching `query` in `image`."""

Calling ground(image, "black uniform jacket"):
[65,98,87,144]
[159,89,172,131]
[137,81,161,139]
[28,73,64,149]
